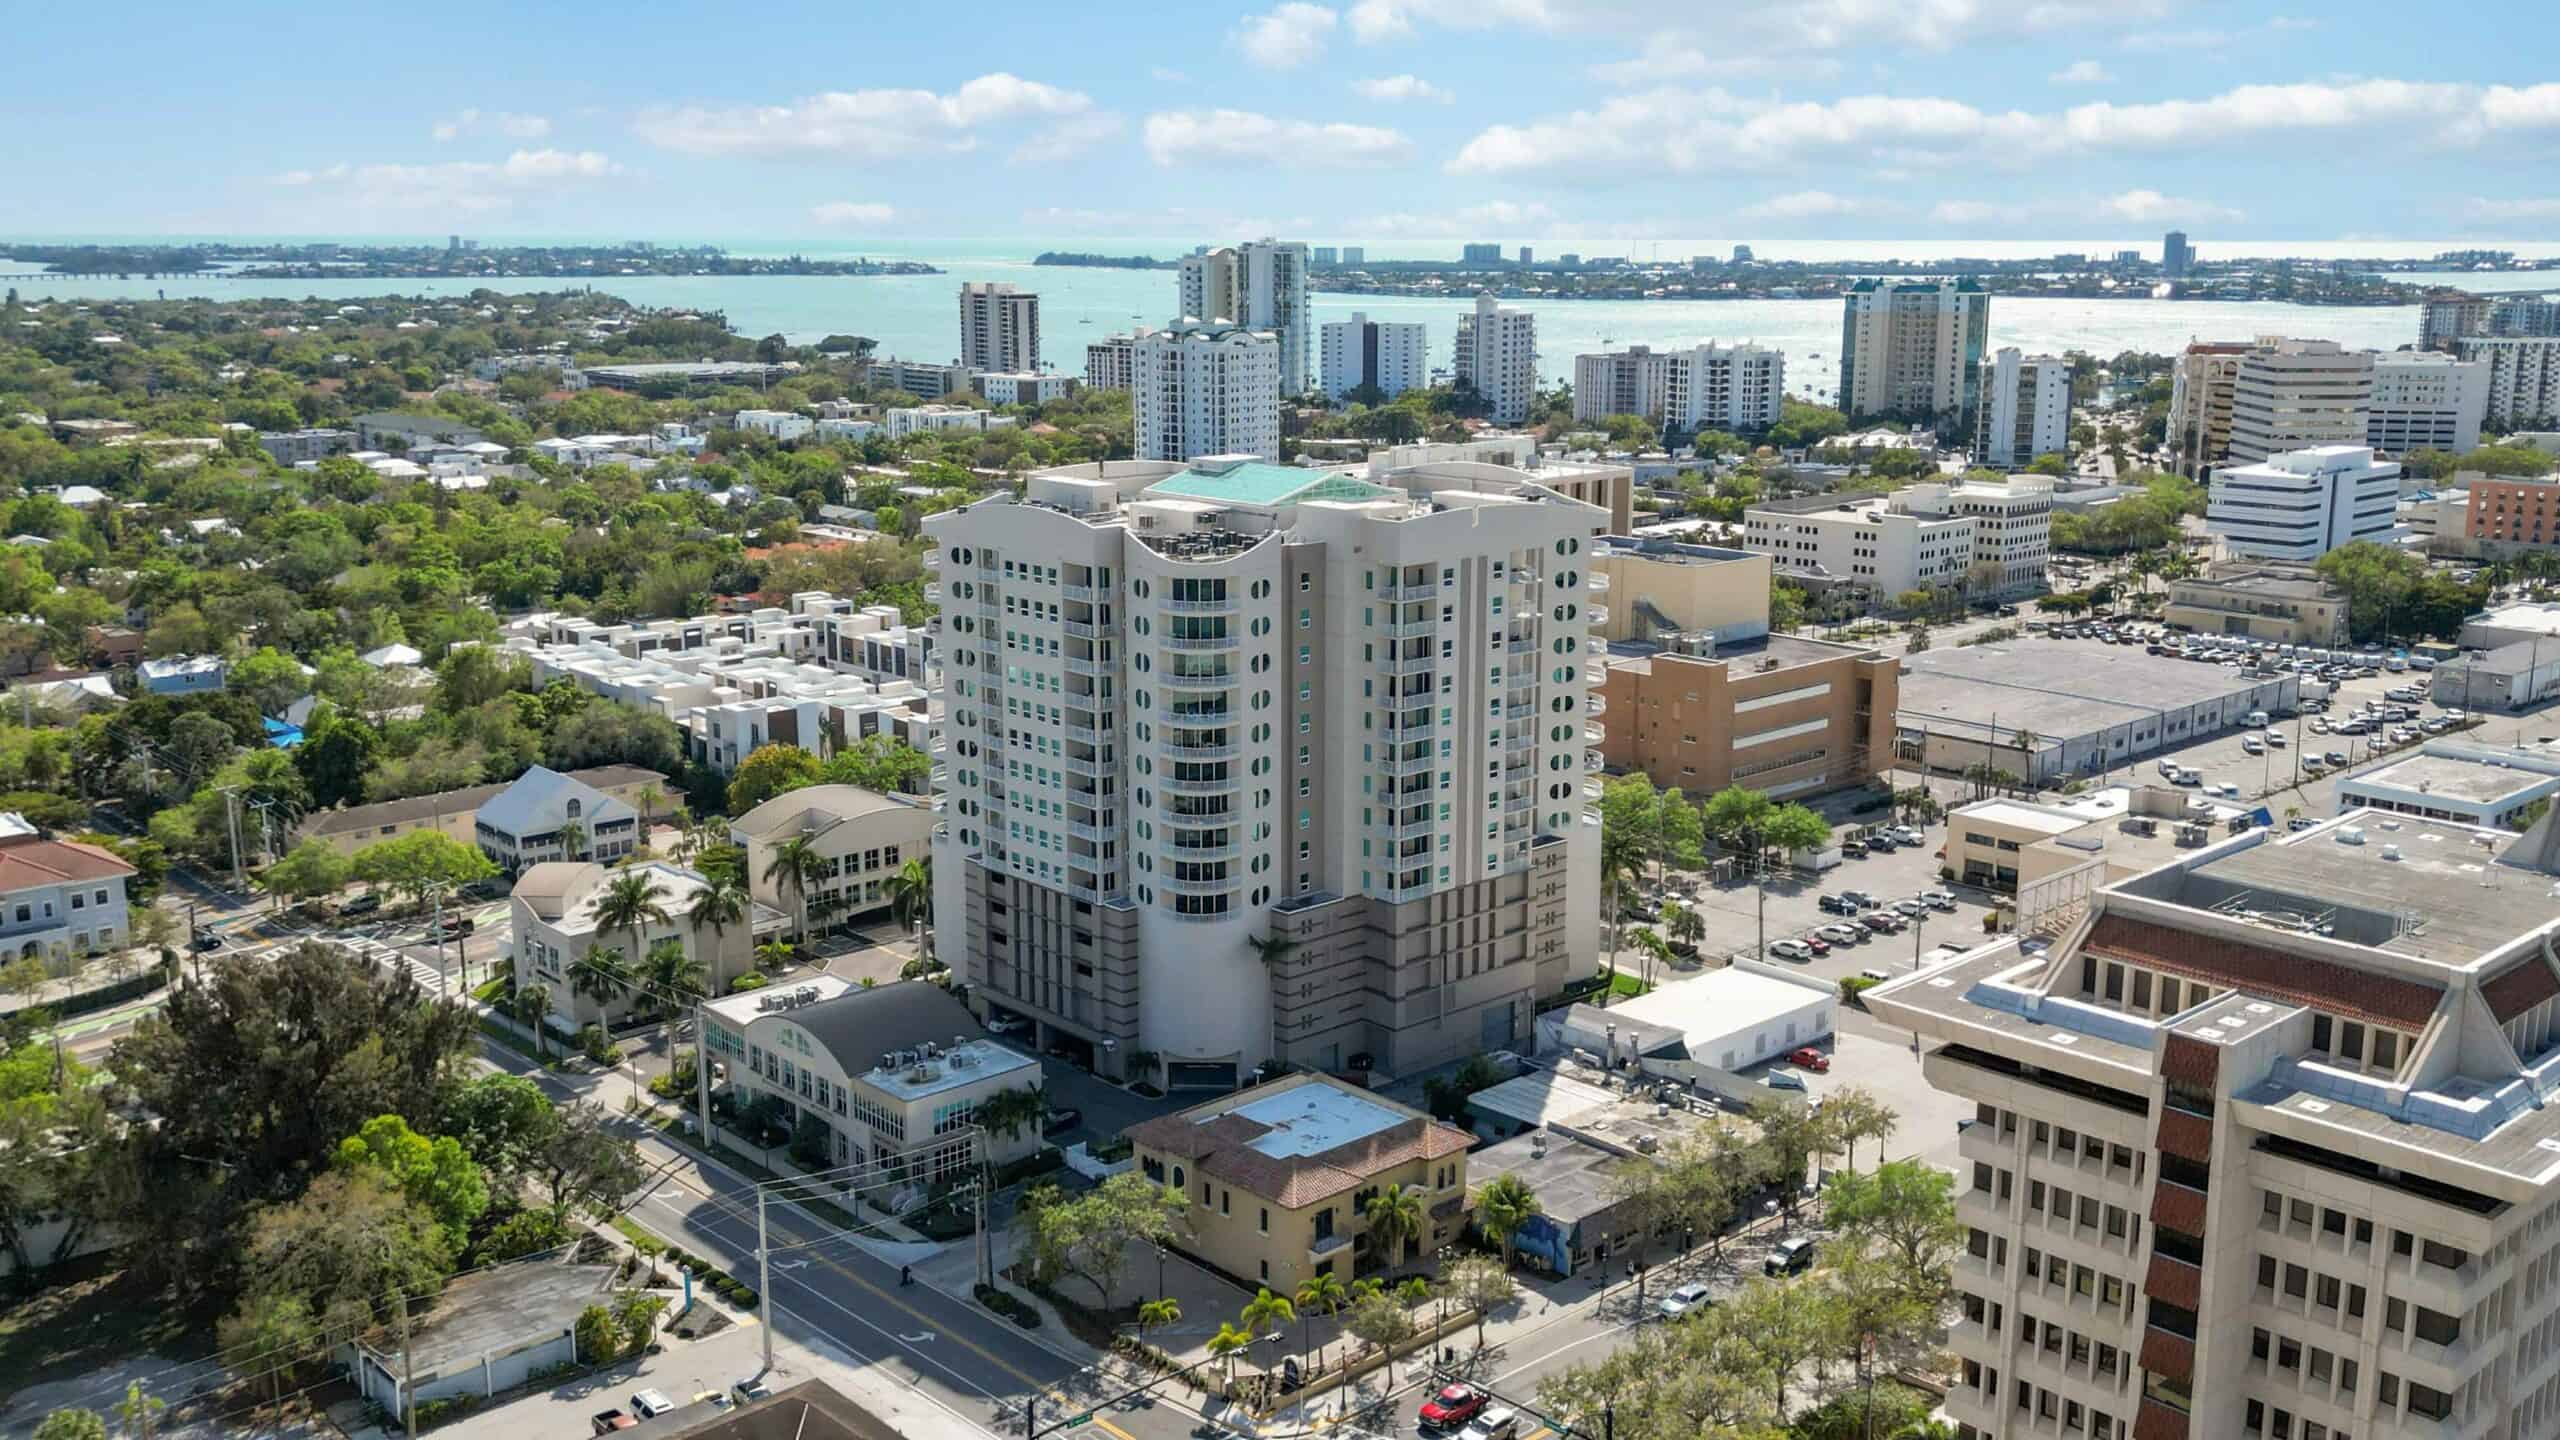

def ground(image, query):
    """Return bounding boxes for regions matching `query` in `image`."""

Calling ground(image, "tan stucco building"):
[2161,564,2351,647]
[1597,634,1899,802]
[510,860,757,1030]
[1127,1073,1472,1292]
[727,785,935,938]
[1590,537,1773,646]
[1946,785,2253,893]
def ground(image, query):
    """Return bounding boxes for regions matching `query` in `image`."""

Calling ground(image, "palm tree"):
[1136,1297,1181,1345]
[887,855,934,958]
[686,870,749,987]
[1364,1185,1424,1272]
[1206,1322,1254,1397]
[1294,1272,1345,1379]
[1238,1287,1295,1389]
[755,938,796,975]
[973,1085,1046,1146]
[557,818,588,862]
[1395,1275,1432,1313]
[2009,728,2044,789]
[1474,1173,1541,1270]
[511,980,553,1058]
[1664,900,1705,959]
[592,870,673,1007]
[569,945,634,1024]
[638,783,667,836]
[1628,929,1673,995]
[640,936,705,1086]
[1245,930,1301,970]
[762,836,824,942]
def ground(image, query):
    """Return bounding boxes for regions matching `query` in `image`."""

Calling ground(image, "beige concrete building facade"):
[727,784,935,938]
[1590,537,1772,646]
[2161,565,2351,647]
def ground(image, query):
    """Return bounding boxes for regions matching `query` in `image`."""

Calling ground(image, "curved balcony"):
[1163,841,1240,863]
[1586,605,1610,627]
[1164,596,1236,614]
[922,583,943,603]
[1160,707,1233,726]
[1586,573,1609,593]
[1584,750,1604,772]
[1158,773,1237,795]
[1161,741,1238,761]
[1155,873,1238,897]
[922,551,944,571]
[1160,671,1234,691]
[1585,723,1607,744]
[1585,692,1607,715]
[1163,633,1239,652]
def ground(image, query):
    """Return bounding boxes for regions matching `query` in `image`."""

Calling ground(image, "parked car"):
[591,1413,637,1435]
[1769,939,1814,961]
[2326,750,2350,766]
[1420,1384,1488,1430]
[1788,1046,1832,1073]
[1923,890,1957,911]
[1041,1107,1084,1137]
[631,1391,676,1420]
[1819,924,1865,946]
[1765,1237,1819,1275]
[1891,826,1925,846]
[1459,1407,1521,1440]
[1893,899,1929,917]
[731,1378,773,1404]
[1840,890,1880,908]
[984,1014,1028,1036]
[190,929,225,952]
[1657,1282,1716,1321]
[1840,838,1869,858]
[1818,893,1858,915]
[1861,913,1902,934]
[2289,817,2318,832]
[339,891,383,917]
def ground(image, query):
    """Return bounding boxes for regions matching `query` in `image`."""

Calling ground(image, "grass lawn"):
[1608,971,1651,999]
[0,1255,209,1394]
[471,975,509,1005]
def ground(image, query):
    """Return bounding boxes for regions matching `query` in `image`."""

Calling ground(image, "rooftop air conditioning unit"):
[2337,827,2367,846]
[2382,844,2402,861]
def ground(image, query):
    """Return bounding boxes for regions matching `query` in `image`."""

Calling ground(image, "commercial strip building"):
[294,764,668,860]
[957,281,1040,375]
[2206,446,2401,563]
[1133,320,1283,462]
[1180,239,1311,392]
[2336,738,2560,830]
[1742,476,2051,603]
[924,454,1604,1087]
[2429,638,2560,712]
[701,978,1043,1183]
[2160,564,2351,646]
[885,405,1017,440]
[1977,348,2071,469]
[1455,293,1539,425]
[1127,1073,1473,1291]
[345,1261,619,1420]
[1571,342,1785,435]
[2367,352,2488,456]
[1597,631,1899,802]
[1865,809,2560,1440]
[1838,277,1990,423]
[1318,312,1429,403]
[1895,644,2299,786]
[510,860,756,1029]
[1588,536,1770,646]
[726,784,935,935]
[2453,335,2560,429]
[1944,785,2253,894]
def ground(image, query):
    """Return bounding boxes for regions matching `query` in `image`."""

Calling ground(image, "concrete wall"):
[1592,547,1771,644]
[1601,648,1896,801]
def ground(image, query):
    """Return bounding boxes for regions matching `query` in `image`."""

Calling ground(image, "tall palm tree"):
[1364,1185,1424,1272]
[887,855,934,957]
[686,870,749,988]
[1293,1272,1344,1379]
[557,819,588,862]
[1206,1322,1254,1398]
[592,870,673,1005]
[637,783,667,836]
[1136,1297,1181,1345]
[511,980,553,1057]
[1395,1275,1432,1312]
[1238,1287,1296,1385]
[1629,929,1674,994]
[569,945,634,1025]
[1474,1173,1542,1270]
[762,836,824,942]
[640,936,705,1086]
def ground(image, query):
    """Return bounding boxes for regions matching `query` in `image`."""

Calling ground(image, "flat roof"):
[1469,1129,1641,1226]
[1146,462,1391,509]
[2176,569,2341,601]
[704,974,855,1026]
[364,1261,616,1374]
[1467,1071,1618,1129]
[1960,800,2091,836]
[1898,644,2285,742]
[2472,602,2560,639]
[2347,754,2559,807]
[1608,631,1875,676]
[1229,1082,1412,1158]
[1606,966,1831,1048]
[2159,820,2551,965]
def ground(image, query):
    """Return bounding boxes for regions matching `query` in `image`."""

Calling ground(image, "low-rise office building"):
[2207,446,2400,563]
[1744,476,2050,603]
[2367,351,2488,456]
[296,765,668,860]
[1127,1074,1473,1291]
[510,861,755,1029]
[2161,564,2351,646]
[728,785,935,937]
[975,373,1078,407]
[734,409,815,442]
[0,829,135,965]
[1946,786,2253,894]
[1897,644,2299,786]
[1598,632,1898,802]
[472,765,641,871]
[886,405,1016,440]
[702,978,1043,1183]
[2337,739,2560,830]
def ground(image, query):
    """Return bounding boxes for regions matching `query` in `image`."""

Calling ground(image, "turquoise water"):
[0,255,2431,399]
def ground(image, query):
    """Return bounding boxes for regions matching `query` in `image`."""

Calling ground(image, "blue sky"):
[9,0,2560,254]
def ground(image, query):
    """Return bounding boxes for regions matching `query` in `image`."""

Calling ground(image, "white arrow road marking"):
[899,1330,938,1344]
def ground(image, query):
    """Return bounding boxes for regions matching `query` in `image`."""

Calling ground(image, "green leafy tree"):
[591,867,672,1008]
[532,1100,646,1222]
[1473,1172,1541,1268]
[229,1170,456,1333]
[437,1074,556,1188]
[1825,1159,1963,1310]
[350,829,496,908]
[761,834,824,940]
[1442,1254,1516,1352]
[726,742,823,815]
[1346,1288,1416,1388]
[1027,1172,1189,1308]
[819,732,931,793]
[258,837,351,913]
[335,1113,491,1248]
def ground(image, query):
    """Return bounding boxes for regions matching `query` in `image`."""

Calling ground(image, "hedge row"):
[974,1283,1042,1329]
[665,1245,761,1310]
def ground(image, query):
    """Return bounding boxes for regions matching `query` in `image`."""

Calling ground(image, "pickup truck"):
[591,1412,638,1435]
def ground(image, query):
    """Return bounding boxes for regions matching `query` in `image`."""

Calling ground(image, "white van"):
[2247,710,2269,727]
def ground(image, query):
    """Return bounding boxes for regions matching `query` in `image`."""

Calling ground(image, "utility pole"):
[757,1187,774,1375]
[398,1286,418,1440]
[696,997,713,1146]
[216,784,246,892]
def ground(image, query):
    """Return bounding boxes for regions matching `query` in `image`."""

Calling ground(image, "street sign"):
[1063,1415,1093,1430]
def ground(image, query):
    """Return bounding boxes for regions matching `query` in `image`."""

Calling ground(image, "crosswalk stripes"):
[336,934,454,995]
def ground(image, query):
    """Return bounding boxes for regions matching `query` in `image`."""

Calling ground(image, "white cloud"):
[430,109,551,142]
[1350,200,1557,236]
[2464,196,2560,223]
[1928,199,2031,226]
[1349,0,2176,54]
[268,149,620,215]
[2050,59,2111,85]
[1021,205,1312,236]
[1450,77,2560,179]
[2121,15,2314,52]
[2098,188,2243,222]
[1143,109,1411,167]
[1236,3,1338,69]
[1356,73,1452,103]
[810,202,900,227]
[632,74,1119,164]
[1738,189,1865,220]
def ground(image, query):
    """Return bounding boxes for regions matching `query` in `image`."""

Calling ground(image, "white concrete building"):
[1179,240,1311,392]
[510,860,755,1028]
[1837,277,1990,422]
[817,417,882,443]
[1977,348,2071,468]
[923,455,1605,1087]
[1084,327,1151,392]
[1917,475,2055,598]
[2368,352,2489,456]
[1318,312,1429,403]
[2227,339,2373,464]
[0,831,134,966]
[2207,445,2402,563]
[733,409,815,442]
[2454,336,2560,429]
[886,405,1017,440]
[2336,738,2560,829]
[868,358,975,402]
[958,281,1040,375]
[1572,342,1784,435]
[1455,293,1538,425]
[1866,808,2560,1440]
[976,372,1078,407]
[1743,475,2049,601]
[1133,320,1282,463]
[1572,346,1678,424]
[471,765,640,871]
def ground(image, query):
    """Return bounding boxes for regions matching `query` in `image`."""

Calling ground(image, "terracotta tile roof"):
[2084,914,2442,1031]
[1128,1096,1472,1211]
[2483,955,2560,1025]
[0,836,135,893]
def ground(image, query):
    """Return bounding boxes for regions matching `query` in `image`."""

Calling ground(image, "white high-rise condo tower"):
[1977,348,2071,468]
[925,455,1605,1087]
[1319,313,1430,403]
[1455,293,1538,425]
[958,281,1041,375]
[1133,321,1282,463]
[1838,277,1990,424]
[1177,240,1311,394]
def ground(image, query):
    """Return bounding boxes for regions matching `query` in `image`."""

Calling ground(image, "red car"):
[1788,1047,1832,1073]
[1420,1384,1487,1430]
[1801,934,1831,956]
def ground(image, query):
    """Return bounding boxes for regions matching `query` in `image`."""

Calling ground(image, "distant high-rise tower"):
[448,235,462,252]
[1342,246,1364,266]
[1461,243,1503,265]
[1454,293,1538,424]
[1518,246,1534,267]
[1176,239,1310,393]
[1976,348,2071,467]
[959,282,1041,375]
[1837,277,1990,424]
[1133,320,1281,462]
[1319,313,1429,402]
[1732,244,1754,263]
[1312,246,1338,267]
[2162,230,2195,279]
